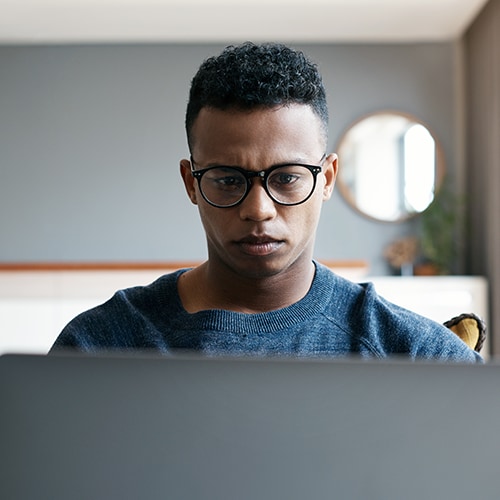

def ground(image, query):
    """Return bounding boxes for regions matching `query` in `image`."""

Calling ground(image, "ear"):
[180,159,198,205]
[322,153,338,201]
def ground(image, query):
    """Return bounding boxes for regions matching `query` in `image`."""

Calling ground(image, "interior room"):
[0,0,498,355]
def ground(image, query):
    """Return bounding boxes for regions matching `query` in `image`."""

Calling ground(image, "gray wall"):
[0,42,462,274]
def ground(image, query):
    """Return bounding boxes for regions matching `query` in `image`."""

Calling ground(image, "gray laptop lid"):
[1,353,499,500]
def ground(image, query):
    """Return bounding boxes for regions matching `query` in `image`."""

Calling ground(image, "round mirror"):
[336,111,445,222]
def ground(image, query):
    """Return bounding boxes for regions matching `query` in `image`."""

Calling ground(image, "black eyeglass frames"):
[190,155,326,208]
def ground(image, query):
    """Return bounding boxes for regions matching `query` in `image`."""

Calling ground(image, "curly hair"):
[185,42,329,149]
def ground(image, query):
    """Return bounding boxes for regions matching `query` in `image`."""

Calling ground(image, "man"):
[51,42,480,361]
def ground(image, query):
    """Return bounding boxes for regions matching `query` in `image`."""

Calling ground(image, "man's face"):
[180,104,337,279]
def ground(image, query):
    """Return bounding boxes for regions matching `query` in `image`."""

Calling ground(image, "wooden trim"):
[319,260,368,269]
[0,262,202,272]
[0,260,368,272]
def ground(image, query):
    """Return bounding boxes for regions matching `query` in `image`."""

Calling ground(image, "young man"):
[51,42,480,361]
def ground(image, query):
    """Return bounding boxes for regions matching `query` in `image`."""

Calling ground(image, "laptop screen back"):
[1,354,499,500]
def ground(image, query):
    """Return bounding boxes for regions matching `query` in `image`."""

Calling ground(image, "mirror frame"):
[335,110,446,223]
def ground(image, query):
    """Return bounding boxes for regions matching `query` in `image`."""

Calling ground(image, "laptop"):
[1,353,499,500]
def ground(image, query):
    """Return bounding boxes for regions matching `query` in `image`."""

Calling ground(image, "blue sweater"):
[50,263,481,361]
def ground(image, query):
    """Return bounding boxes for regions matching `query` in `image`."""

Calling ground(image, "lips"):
[235,235,284,256]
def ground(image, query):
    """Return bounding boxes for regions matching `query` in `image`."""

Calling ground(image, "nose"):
[238,179,277,221]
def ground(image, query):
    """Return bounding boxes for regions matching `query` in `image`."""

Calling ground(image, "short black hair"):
[185,42,329,149]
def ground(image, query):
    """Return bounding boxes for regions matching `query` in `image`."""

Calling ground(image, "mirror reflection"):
[336,111,444,222]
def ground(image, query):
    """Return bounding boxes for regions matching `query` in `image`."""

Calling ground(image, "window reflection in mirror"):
[336,111,444,222]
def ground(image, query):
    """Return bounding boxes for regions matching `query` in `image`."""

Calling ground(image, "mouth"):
[235,235,284,257]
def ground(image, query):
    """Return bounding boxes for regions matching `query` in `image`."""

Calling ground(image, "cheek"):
[197,204,231,239]
[302,195,325,230]
[284,200,323,236]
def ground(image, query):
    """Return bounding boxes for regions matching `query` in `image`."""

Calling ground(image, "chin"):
[231,255,303,280]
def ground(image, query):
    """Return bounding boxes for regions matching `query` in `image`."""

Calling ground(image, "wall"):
[465,0,500,354]
[0,42,463,275]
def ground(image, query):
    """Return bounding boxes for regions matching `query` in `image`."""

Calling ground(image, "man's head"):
[180,43,337,282]
[185,42,329,151]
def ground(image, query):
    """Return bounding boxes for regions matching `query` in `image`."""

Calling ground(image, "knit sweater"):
[50,262,481,361]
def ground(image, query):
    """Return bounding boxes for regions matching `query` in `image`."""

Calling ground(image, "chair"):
[444,312,486,353]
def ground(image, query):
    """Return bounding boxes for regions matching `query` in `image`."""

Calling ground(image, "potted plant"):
[417,180,464,275]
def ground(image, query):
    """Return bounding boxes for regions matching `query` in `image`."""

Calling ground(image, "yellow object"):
[444,313,486,352]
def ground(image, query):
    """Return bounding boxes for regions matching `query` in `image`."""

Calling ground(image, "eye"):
[268,167,304,190]
[205,168,246,191]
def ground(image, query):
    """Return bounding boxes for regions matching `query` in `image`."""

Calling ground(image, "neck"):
[178,258,315,314]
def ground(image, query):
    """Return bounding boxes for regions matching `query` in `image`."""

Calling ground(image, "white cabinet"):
[368,276,488,325]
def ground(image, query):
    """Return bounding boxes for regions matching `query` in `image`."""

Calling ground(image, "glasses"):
[190,155,326,208]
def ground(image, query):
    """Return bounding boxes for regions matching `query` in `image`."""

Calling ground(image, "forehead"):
[189,105,326,162]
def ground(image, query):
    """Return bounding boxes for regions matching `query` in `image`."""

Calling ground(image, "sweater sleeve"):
[49,293,135,353]
[49,288,168,353]
[49,272,181,354]
[357,282,483,362]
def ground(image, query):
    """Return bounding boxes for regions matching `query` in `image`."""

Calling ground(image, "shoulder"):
[357,282,481,361]
[312,262,374,316]
[113,270,182,309]
[314,263,480,361]
[50,269,186,352]
[89,269,183,320]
